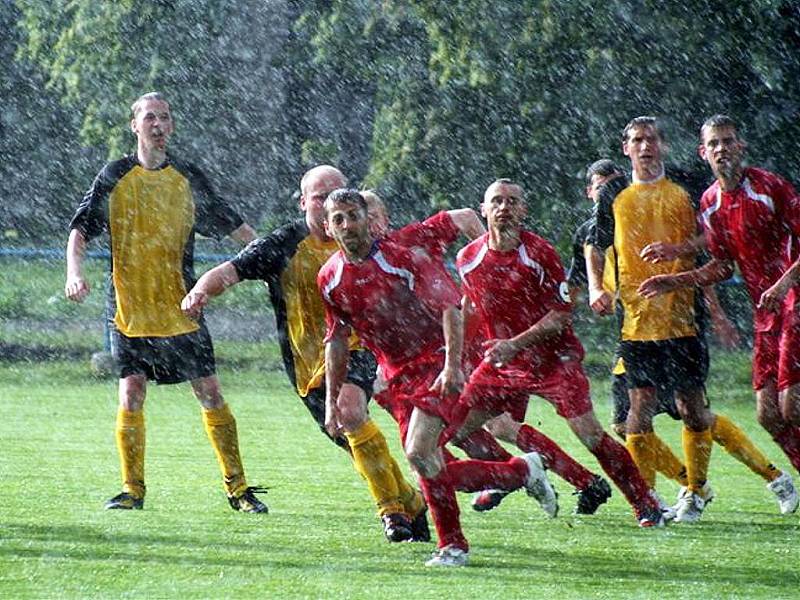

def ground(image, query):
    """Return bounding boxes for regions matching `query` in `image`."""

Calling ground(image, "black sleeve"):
[230,235,283,281]
[566,219,592,288]
[68,158,133,240]
[590,175,629,250]
[182,162,244,240]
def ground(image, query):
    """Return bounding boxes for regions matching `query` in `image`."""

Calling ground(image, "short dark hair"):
[585,159,621,184]
[324,188,367,215]
[701,114,740,137]
[131,92,169,117]
[488,178,525,197]
[622,116,664,142]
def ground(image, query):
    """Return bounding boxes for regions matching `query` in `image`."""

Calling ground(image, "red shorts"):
[753,301,800,391]
[375,353,460,444]
[456,358,593,423]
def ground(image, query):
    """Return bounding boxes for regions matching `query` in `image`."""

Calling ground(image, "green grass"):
[2,357,799,599]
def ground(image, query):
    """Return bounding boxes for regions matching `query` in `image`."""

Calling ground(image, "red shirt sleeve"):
[392,211,459,258]
[317,266,352,344]
[773,177,800,239]
[410,252,462,316]
[699,188,733,261]
[535,238,573,313]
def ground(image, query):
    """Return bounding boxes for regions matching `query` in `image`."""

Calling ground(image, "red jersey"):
[700,167,800,332]
[386,211,459,260]
[319,239,461,380]
[456,231,583,373]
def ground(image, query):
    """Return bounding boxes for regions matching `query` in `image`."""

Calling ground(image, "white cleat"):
[521,452,559,518]
[673,483,715,524]
[767,471,799,515]
[650,489,677,522]
[425,544,469,567]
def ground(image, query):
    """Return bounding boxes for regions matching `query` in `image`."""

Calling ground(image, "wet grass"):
[1,359,799,599]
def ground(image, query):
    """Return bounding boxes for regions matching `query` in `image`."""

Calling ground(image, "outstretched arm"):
[586,245,613,315]
[230,223,257,245]
[482,309,571,368]
[702,285,741,350]
[429,305,465,397]
[181,261,242,318]
[65,229,90,303]
[324,328,350,436]
[446,208,486,240]
[638,258,734,298]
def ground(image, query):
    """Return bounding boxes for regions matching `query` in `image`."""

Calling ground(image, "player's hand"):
[65,275,90,303]
[181,290,209,319]
[482,338,520,368]
[640,241,681,263]
[429,365,465,398]
[324,398,342,438]
[637,274,677,299]
[589,287,613,315]
[758,280,790,314]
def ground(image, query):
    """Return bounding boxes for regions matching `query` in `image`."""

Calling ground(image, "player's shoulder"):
[99,155,138,184]
[746,166,790,190]
[456,232,489,264]
[520,229,556,254]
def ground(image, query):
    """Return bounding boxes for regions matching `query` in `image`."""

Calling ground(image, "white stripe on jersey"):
[743,177,775,213]
[374,250,415,290]
[702,188,723,229]
[518,244,545,285]
[322,254,345,302]
[458,242,489,279]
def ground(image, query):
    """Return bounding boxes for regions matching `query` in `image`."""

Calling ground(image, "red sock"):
[419,470,468,550]
[516,424,595,489]
[773,426,800,472]
[442,447,460,464]
[593,433,656,511]
[456,428,513,461]
[446,457,528,492]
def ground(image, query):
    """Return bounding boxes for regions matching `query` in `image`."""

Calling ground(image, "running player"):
[65,92,266,513]
[453,178,663,528]
[320,189,557,567]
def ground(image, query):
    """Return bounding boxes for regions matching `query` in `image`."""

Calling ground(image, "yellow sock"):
[345,419,404,516]
[393,461,425,517]
[650,433,688,486]
[626,433,657,488]
[203,404,247,496]
[116,408,145,498]
[712,414,780,482]
[682,426,713,493]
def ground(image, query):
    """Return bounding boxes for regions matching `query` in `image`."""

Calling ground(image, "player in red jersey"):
[453,178,663,527]
[320,189,557,567]
[364,191,612,515]
[639,115,800,510]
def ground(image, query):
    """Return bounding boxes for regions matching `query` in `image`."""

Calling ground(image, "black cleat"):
[228,486,269,513]
[381,512,414,542]
[574,475,612,515]
[410,508,431,542]
[105,492,144,510]
[471,489,511,512]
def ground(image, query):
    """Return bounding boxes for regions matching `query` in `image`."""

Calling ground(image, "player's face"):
[130,99,173,151]
[326,200,371,258]
[699,125,745,180]
[365,196,390,238]
[623,125,664,180]
[586,173,611,202]
[301,171,347,234]
[482,182,526,232]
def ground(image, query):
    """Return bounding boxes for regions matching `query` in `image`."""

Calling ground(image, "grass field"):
[2,356,799,599]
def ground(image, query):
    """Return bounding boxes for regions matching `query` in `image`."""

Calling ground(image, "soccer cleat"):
[767,471,799,515]
[410,508,431,542]
[574,475,612,515]
[636,505,666,528]
[673,483,714,524]
[228,486,269,514]
[425,544,469,567]
[650,490,677,522]
[381,512,414,542]
[521,452,559,518]
[471,489,511,512]
[104,492,144,510]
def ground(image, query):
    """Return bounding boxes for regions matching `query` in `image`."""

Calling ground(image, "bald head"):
[300,165,347,196]
[299,165,348,238]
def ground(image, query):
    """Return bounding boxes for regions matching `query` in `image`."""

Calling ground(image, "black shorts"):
[300,349,378,431]
[611,373,682,425]
[618,336,708,393]
[110,320,217,384]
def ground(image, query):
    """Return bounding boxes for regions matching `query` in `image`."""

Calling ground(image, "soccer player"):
[590,116,793,522]
[182,166,429,542]
[320,189,557,567]
[364,190,612,515]
[638,114,800,513]
[64,92,266,513]
[452,178,662,527]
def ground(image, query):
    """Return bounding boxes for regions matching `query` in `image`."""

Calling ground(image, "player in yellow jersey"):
[65,92,266,513]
